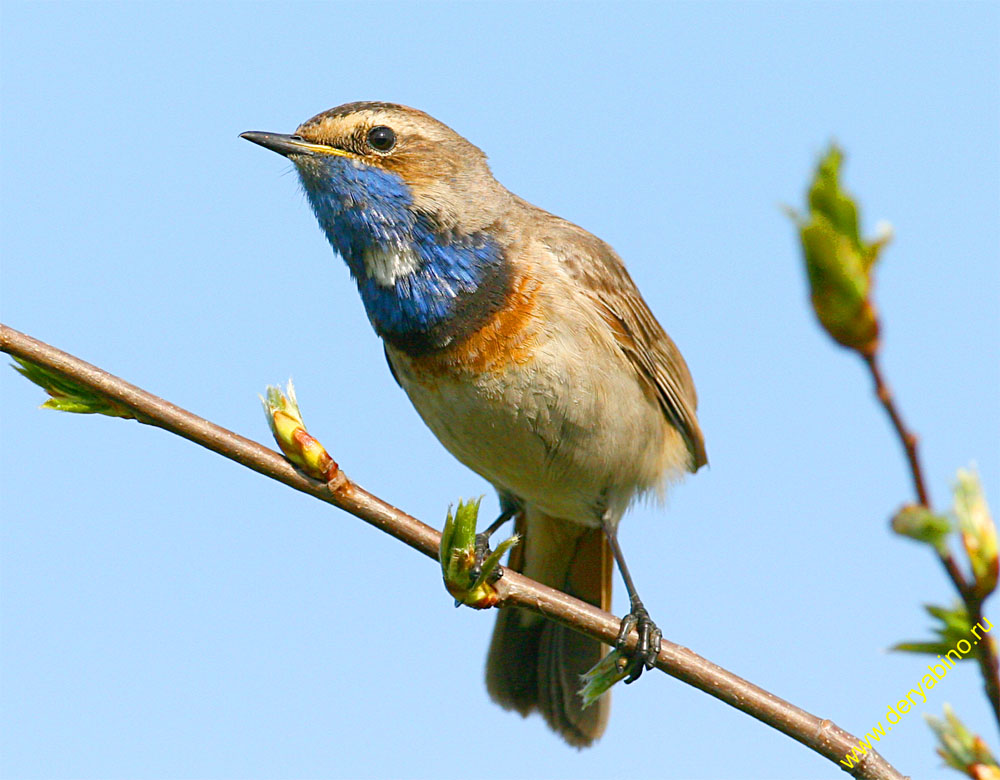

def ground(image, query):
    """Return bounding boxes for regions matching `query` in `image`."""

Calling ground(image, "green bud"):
[892,503,952,553]
[955,467,998,598]
[925,704,1000,775]
[440,498,519,609]
[261,381,338,481]
[787,144,891,356]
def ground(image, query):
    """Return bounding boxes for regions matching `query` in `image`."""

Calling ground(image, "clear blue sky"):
[2,2,997,778]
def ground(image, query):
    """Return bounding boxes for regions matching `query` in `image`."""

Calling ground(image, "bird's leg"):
[601,512,662,683]
[469,503,518,584]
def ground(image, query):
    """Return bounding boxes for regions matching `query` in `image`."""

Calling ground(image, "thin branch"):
[863,353,930,508]
[863,351,1000,731]
[1,323,906,779]
[970,597,1000,731]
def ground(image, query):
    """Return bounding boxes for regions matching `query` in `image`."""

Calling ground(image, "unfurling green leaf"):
[787,144,891,356]
[891,603,996,673]
[891,603,978,659]
[891,641,957,656]
[579,648,629,708]
[926,603,975,637]
[11,356,139,419]
[926,704,1000,777]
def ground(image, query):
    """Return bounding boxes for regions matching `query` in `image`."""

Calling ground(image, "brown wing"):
[538,215,708,471]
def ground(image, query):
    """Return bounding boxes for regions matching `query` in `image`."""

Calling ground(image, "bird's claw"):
[468,531,504,585]
[614,600,661,683]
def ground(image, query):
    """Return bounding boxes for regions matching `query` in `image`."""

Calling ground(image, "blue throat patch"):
[297,156,507,352]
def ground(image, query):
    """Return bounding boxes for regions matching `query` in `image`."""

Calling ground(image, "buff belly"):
[385,319,685,526]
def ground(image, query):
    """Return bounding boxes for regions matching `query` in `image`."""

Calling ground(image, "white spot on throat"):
[363,244,422,287]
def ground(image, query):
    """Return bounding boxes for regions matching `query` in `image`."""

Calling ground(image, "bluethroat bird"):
[242,103,706,747]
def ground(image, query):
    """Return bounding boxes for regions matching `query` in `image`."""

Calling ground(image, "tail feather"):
[485,603,540,716]
[485,508,612,747]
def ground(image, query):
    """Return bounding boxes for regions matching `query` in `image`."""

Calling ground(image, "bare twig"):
[863,353,931,508]
[972,598,1000,732]
[863,351,1000,731]
[1,323,906,779]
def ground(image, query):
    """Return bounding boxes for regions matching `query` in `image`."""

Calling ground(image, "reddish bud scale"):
[292,428,337,480]
[444,578,499,609]
[971,764,1000,780]
[268,407,338,481]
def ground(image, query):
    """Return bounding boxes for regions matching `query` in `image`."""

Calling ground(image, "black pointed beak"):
[240,131,318,157]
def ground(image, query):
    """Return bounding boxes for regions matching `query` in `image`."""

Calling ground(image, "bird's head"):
[242,102,511,239]
[242,102,515,352]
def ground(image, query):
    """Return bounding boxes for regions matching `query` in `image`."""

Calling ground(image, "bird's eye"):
[367,125,396,153]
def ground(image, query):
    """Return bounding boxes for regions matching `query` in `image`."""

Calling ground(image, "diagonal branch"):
[1,323,906,779]
[863,352,1000,732]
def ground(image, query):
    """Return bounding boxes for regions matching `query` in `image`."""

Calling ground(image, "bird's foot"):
[614,598,662,684]
[440,498,519,609]
[579,599,662,705]
[468,530,503,586]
